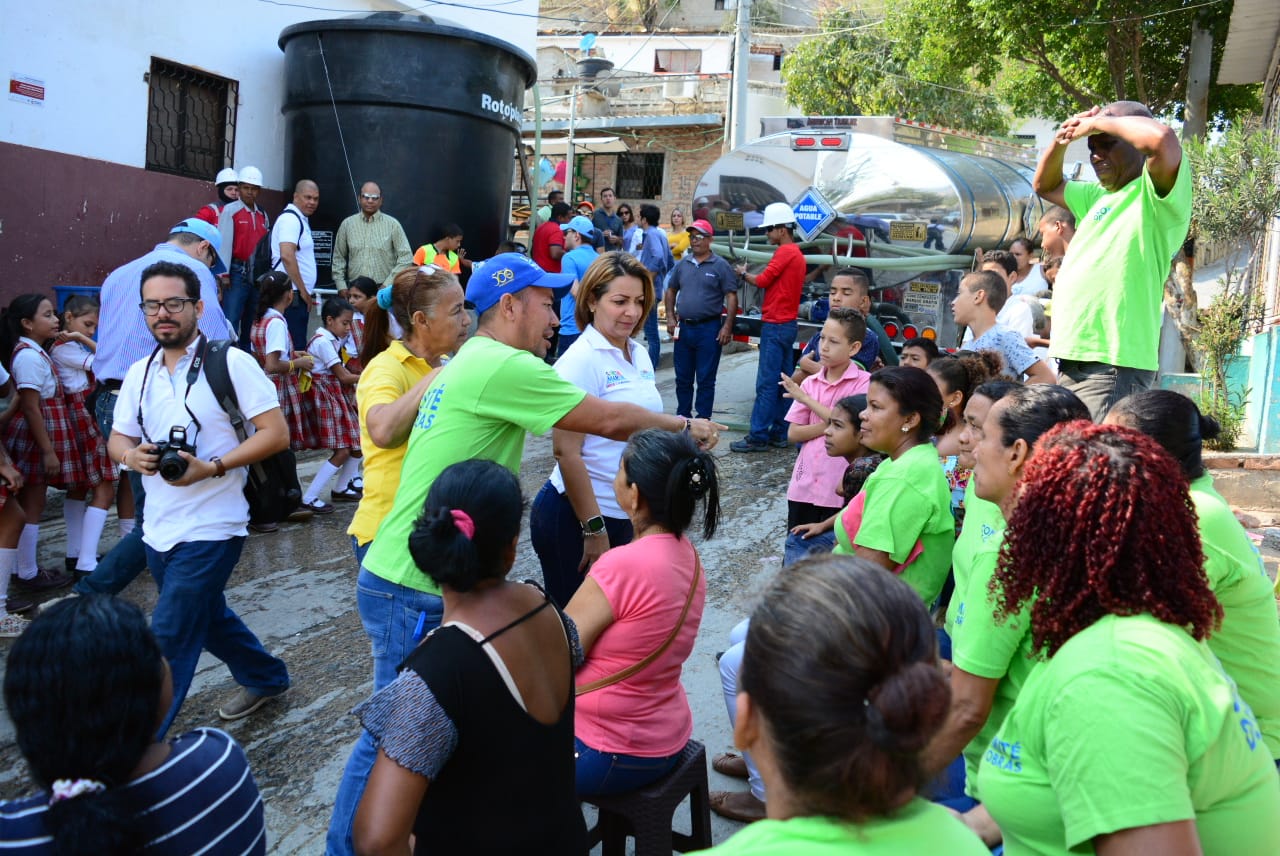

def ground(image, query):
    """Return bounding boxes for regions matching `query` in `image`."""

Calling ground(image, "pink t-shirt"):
[575,533,705,757]
[785,361,871,507]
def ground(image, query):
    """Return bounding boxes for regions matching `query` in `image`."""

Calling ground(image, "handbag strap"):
[576,557,702,697]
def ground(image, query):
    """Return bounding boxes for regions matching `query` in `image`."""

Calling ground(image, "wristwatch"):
[581,516,607,537]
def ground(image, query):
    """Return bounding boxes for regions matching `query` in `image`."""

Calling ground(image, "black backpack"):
[248,208,299,285]
[203,339,303,524]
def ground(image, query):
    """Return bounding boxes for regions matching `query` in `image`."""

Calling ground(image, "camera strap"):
[136,335,206,445]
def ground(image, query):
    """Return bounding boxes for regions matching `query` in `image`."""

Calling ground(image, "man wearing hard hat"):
[732,202,806,452]
[215,166,271,349]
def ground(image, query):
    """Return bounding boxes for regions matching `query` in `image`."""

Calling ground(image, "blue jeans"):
[326,568,444,856]
[783,530,835,566]
[76,389,148,596]
[575,737,682,796]
[146,536,289,738]
[644,305,661,370]
[222,262,255,350]
[747,320,797,444]
[673,319,724,419]
[350,535,370,566]
[529,481,633,608]
[557,332,580,357]
[284,292,311,353]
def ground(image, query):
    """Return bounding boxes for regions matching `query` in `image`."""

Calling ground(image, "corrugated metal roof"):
[1219,0,1280,84]
[522,113,723,132]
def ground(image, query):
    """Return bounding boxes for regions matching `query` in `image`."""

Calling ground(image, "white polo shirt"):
[308,328,343,378]
[11,338,49,396]
[113,337,280,552]
[270,203,316,293]
[549,324,663,519]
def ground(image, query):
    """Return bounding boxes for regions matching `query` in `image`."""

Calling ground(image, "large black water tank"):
[278,13,535,285]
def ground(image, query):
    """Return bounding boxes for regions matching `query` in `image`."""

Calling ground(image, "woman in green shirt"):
[696,553,988,855]
[1107,389,1280,763]
[977,422,1280,856]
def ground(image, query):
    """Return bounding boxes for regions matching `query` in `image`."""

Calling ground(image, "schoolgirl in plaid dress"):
[299,298,363,511]
[250,272,314,452]
[50,295,117,575]
[344,276,376,375]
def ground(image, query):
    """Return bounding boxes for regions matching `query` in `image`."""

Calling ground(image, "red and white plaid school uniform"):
[344,313,365,374]
[306,330,361,451]
[51,342,116,486]
[3,339,88,488]
[250,308,312,451]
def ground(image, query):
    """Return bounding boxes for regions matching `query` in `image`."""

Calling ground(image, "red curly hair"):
[993,422,1221,657]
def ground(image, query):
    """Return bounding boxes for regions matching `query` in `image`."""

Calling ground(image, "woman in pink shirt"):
[566,428,721,795]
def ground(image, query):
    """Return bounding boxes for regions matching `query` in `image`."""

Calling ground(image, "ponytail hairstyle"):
[4,596,164,855]
[62,294,101,324]
[868,366,944,443]
[321,296,355,326]
[407,459,523,592]
[619,428,720,540]
[255,271,292,321]
[928,352,1003,433]
[1108,389,1219,481]
[361,265,460,365]
[741,554,950,821]
[0,293,54,372]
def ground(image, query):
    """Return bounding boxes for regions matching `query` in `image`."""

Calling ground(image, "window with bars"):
[146,58,238,179]
[653,49,702,74]
[616,153,665,200]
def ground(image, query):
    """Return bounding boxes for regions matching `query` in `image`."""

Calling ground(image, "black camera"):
[154,427,198,482]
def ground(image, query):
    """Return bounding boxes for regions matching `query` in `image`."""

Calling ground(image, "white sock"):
[0,548,15,617]
[76,507,109,572]
[118,517,135,537]
[17,524,38,579]
[338,457,361,490]
[63,499,86,560]
[304,461,341,504]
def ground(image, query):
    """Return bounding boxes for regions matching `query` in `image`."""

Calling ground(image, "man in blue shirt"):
[557,215,600,356]
[665,219,738,418]
[637,204,673,369]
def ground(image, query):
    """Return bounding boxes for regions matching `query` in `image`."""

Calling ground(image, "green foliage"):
[1185,123,1280,249]
[1195,286,1257,452]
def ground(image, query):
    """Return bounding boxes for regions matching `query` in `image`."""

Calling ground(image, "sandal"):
[712,752,749,779]
[0,612,31,638]
[709,790,766,824]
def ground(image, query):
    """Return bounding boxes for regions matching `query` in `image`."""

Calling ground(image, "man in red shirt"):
[215,165,271,349]
[531,202,571,273]
[731,203,806,452]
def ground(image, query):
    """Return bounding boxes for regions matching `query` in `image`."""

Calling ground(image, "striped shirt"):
[331,211,413,290]
[95,243,231,384]
[0,728,266,854]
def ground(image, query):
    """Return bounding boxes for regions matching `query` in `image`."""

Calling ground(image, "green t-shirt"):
[847,443,954,604]
[691,800,988,855]
[978,614,1280,856]
[1050,161,1192,371]
[945,481,1038,796]
[1191,473,1280,759]
[362,336,587,593]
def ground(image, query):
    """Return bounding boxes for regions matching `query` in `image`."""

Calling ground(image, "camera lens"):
[158,449,189,482]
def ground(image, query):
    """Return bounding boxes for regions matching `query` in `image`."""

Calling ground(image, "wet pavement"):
[0,346,793,853]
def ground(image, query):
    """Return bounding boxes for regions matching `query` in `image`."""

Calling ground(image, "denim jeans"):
[747,320,797,443]
[644,305,661,370]
[222,262,255,350]
[1057,359,1155,422]
[529,481,633,608]
[326,567,445,856]
[284,292,311,353]
[556,332,580,358]
[575,737,682,796]
[673,319,724,419]
[350,535,370,566]
[718,619,765,801]
[147,536,290,738]
[76,389,148,596]
[783,530,835,567]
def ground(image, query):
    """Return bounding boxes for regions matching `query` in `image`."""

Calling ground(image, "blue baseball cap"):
[171,218,226,275]
[465,253,574,315]
[561,215,596,238]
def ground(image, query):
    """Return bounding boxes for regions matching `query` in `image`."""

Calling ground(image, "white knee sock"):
[63,499,85,559]
[304,461,341,504]
[338,457,361,490]
[118,517,135,537]
[76,507,109,572]
[17,524,39,579]
[0,548,15,616]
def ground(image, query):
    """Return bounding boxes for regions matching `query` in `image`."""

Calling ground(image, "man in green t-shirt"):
[1032,101,1190,420]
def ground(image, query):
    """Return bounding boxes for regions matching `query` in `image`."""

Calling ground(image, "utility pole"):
[1183,15,1212,142]
[731,0,752,149]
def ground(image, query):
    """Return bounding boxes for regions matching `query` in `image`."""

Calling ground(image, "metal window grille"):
[146,58,238,180]
[616,153,665,200]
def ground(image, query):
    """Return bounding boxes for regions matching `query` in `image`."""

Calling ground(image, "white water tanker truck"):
[692,116,1047,351]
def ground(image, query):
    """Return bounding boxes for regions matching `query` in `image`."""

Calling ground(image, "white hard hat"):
[237,166,264,187]
[214,167,239,186]
[760,202,797,229]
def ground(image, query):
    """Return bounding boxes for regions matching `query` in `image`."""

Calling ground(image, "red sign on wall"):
[9,75,45,106]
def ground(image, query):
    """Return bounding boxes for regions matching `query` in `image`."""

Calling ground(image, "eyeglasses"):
[689,233,708,240]
[620,210,632,218]
[139,297,198,316]
[361,194,382,201]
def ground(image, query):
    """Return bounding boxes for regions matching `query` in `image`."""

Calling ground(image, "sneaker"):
[730,439,769,453]
[11,568,73,593]
[0,612,30,638]
[218,685,288,721]
[330,487,361,503]
[248,521,280,534]
[301,498,335,515]
[5,597,35,615]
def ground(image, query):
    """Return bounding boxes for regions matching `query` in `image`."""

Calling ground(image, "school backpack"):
[248,208,301,286]
[203,339,303,524]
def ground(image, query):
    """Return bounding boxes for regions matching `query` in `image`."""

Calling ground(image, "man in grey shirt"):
[664,218,739,418]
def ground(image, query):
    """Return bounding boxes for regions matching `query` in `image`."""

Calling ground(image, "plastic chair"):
[582,739,714,855]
